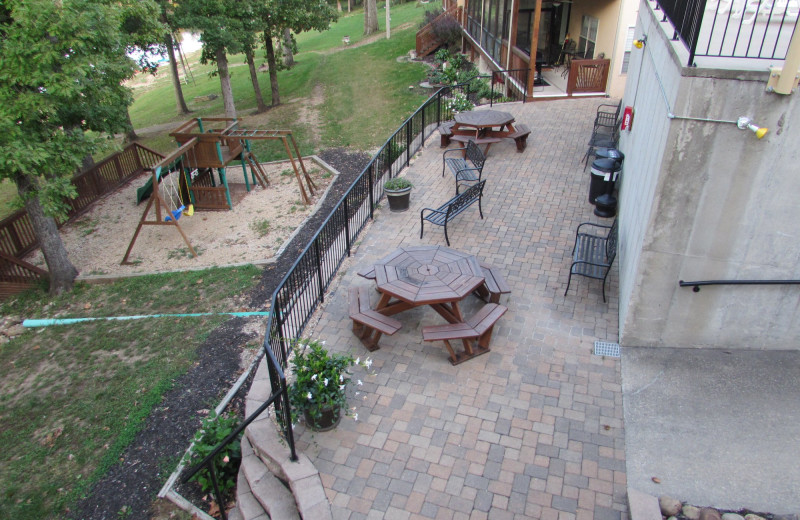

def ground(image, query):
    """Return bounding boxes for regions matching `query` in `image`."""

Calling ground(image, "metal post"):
[315,240,324,303]
[368,164,374,219]
[208,467,227,520]
[406,121,412,167]
[344,197,351,255]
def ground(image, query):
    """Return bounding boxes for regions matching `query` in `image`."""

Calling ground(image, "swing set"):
[122,118,316,265]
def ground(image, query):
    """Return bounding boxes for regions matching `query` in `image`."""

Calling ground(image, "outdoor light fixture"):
[633,36,647,49]
[737,117,768,139]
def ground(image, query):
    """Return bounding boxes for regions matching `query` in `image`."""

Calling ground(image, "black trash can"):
[589,158,621,204]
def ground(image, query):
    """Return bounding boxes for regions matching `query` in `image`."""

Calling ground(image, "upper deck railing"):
[652,0,799,66]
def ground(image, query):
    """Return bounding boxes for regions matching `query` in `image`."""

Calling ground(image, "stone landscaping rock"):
[683,505,702,520]
[660,496,683,517]
[700,507,722,520]
[722,513,746,520]
[745,515,766,520]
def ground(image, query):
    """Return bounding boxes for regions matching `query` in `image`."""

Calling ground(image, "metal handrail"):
[679,279,800,292]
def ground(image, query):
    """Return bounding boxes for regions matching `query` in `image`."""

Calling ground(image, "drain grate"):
[594,341,620,357]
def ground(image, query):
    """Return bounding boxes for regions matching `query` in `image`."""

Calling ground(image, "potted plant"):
[288,339,358,431]
[383,177,413,212]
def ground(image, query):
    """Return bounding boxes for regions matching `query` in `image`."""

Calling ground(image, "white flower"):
[357,380,363,386]
[339,385,345,391]
[355,357,360,365]
[311,374,317,381]
[322,340,326,345]
[339,374,344,383]
[365,358,373,369]
[353,413,358,421]
[323,378,329,386]
[306,392,313,400]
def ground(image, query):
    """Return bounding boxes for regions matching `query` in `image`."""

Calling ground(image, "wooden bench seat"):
[420,180,485,246]
[349,287,402,351]
[473,262,511,303]
[422,303,508,365]
[357,266,376,280]
[438,121,455,147]
[449,135,503,146]
[507,124,531,152]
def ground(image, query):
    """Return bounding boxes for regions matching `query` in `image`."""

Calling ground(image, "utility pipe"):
[23,311,270,328]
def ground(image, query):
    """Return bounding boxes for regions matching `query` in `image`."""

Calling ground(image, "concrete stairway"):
[234,358,332,520]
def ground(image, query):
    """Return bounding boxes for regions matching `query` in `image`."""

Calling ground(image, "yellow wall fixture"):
[737,117,769,139]
[633,36,647,49]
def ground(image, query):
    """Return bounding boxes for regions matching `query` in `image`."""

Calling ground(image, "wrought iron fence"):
[652,0,799,65]
[186,80,529,513]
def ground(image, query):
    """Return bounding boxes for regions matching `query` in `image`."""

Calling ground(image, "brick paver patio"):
[297,98,627,520]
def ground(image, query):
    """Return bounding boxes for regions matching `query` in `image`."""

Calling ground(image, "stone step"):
[227,506,245,520]
[241,435,300,520]
[237,356,332,520]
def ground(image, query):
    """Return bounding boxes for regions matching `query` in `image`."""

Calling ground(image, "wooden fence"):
[0,143,163,296]
[0,143,163,259]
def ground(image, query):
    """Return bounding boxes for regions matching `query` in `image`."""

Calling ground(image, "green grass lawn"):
[0,5,432,517]
[0,266,262,519]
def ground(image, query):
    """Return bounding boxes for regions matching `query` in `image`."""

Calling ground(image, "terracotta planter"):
[385,187,412,212]
[303,405,342,431]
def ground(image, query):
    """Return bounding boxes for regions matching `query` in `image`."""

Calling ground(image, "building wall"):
[617,0,800,349]
[567,0,637,97]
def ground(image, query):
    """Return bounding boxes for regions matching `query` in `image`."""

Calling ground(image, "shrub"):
[185,412,242,498]
[384,177,413,190]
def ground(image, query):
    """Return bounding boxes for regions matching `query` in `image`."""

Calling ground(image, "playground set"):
[121,118,316,265]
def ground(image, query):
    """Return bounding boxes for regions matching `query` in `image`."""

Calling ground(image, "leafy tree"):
[0,0,161,294]
[177,0,247,119]
[364,0,378,35]
[157,0,192,115]
[254,0,337,107]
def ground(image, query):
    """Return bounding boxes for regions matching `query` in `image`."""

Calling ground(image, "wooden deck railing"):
[0,251,48,298]
[0,142,164,260]
[415,4,462,58]
[566,59,611,95]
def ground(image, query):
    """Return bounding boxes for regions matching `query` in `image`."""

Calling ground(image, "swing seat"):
[164,205,185,222]
[185,204,194,216]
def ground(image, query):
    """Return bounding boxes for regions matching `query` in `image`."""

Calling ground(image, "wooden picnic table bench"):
[473,262,511,303]
[438,121,455,147]
[506,124,531,152]
[420,180,485,246]
[349,286,402,351]
[422,303,508,364]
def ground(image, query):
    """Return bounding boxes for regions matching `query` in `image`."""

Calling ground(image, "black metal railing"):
[679,279,800,291]
[178,82,507,515]
[651,0,799,66]
[180,347,294,520]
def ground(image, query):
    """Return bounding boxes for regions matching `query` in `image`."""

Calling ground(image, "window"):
[578,15,598,59]
[621,26,635,74]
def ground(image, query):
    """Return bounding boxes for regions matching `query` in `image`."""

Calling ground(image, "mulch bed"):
[69,148,371,520]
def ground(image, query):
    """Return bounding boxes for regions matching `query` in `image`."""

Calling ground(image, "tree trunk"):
[364,0,378,35]
[15,174,78,294]
[166,32,191,115]
[124,108,138,142]
[246,49,268,113]
[282,28,295,68]
[264,30,281,107]
[216,48,237,119]
[348,0,351,13]
[336,0,342,11]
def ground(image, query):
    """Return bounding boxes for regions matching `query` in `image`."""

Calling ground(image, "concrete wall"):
[617,0,800,349]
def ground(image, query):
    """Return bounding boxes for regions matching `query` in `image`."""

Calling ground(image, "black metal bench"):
[564,219,617,302]
[442,140,486,195]
[349,286,402,351]
[420,180,485,246]
[422,303,508,365]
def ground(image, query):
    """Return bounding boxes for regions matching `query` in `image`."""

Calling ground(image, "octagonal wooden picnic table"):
[450,110,520,154]
[372,245,484,324]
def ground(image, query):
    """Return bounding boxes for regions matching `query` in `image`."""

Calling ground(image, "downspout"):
[769,18,800,94]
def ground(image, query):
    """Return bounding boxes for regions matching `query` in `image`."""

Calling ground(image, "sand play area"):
[24,158,337,278]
